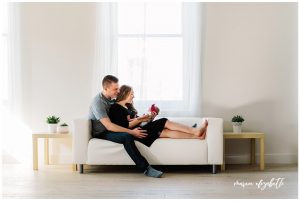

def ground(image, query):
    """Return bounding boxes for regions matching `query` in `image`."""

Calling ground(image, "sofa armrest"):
[205,117,223,165]
[72,118,91,164]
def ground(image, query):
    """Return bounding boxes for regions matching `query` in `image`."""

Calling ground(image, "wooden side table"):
[32,133,77,171]
[221,132,265,171]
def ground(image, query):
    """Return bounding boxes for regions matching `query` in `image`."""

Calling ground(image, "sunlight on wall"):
[1,106,32,165]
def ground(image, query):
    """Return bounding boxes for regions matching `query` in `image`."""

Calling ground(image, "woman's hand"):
[149,112,158,121]
[137,114,151,122]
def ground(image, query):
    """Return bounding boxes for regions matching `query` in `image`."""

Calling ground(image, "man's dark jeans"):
[94,131,150,172]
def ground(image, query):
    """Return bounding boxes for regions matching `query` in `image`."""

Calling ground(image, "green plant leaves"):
[46,115,60,124]
[232,115,245,123]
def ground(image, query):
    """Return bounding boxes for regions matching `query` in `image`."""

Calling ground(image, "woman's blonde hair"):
[116,85,132,102]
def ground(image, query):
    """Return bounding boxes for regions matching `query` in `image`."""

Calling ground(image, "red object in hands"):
[149,104,160,114]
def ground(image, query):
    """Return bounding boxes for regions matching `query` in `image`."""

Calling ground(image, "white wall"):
[202,3,298,164]
[14,2,297,165]
[19,3,96,164]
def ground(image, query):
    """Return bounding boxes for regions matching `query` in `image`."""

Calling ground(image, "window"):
[117,3,183,101]
[95,3,202,116]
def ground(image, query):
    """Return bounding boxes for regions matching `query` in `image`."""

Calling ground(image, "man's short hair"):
[102,75,119,88]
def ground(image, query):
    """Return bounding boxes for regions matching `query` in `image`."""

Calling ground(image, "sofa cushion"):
[87,138,208,165]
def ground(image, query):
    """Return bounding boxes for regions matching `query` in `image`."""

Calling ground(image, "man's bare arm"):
[100,117,147,138]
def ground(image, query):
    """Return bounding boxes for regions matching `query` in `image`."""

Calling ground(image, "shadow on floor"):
[81,163,298,174]
[84,164,215,174]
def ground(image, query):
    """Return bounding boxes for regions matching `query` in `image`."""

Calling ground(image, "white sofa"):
[72,117,223,174]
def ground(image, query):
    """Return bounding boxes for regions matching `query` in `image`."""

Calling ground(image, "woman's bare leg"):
[160,129,205,139]
[164,120,208,137]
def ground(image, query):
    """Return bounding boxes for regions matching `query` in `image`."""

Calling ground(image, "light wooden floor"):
[2,163,298,199]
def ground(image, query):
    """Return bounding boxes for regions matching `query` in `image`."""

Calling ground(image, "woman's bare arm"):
[128,114,150,128]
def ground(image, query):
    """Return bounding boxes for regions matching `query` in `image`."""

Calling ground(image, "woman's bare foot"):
[199,130,207,140]
[195,120,208,137]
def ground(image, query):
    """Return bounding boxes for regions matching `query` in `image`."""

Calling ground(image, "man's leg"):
[102,132,149,171]
[101,132,163,178]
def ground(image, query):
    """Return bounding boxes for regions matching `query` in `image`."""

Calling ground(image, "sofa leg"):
[212,165,217,174]
[79,164,84,174]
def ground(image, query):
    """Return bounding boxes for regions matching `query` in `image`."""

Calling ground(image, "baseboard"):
[52,153,298,165]
[225,153,298,164]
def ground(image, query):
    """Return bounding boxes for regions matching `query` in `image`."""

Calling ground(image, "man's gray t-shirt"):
[89,93,114,136]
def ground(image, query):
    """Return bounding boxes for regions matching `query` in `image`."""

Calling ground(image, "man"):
[89,75,163,178]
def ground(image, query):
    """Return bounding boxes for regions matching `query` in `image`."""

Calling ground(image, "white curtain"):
[182,3,202,117]
[1,3,31,165]
[93,2,202,117]
[92,2,118,95]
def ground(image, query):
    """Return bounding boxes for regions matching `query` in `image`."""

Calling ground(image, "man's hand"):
[130,127,148,138]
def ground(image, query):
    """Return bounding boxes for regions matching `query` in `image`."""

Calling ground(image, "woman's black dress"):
[109,103,168,147]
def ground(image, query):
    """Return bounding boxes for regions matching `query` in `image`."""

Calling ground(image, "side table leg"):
[44,138,49,165]
[221,138,225,171]
[251,138,256,164]
[72,164,77,171]
[260,137,265,170]
[32,137,38,170]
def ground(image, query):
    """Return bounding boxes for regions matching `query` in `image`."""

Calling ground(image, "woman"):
[109,85,208,147]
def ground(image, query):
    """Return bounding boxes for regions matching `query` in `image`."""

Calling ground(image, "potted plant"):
[57,123,69,134]
[232,115,245,133]
[46,115,60,133]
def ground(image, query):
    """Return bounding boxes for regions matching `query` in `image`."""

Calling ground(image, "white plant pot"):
[48,124,58,133]
[57,126,69,134]
[232,122,242,133]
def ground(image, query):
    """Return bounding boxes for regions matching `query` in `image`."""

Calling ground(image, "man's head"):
[102,75,119,99]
